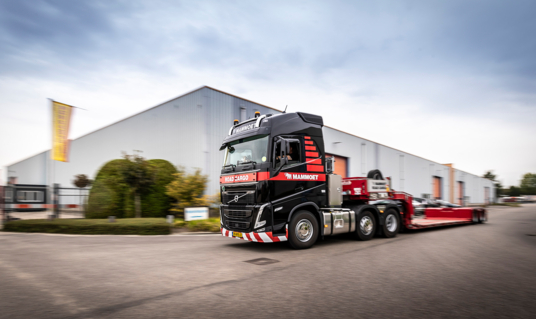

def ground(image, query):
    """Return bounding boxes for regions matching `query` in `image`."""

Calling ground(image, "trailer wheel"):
[288,211,318,249]
[478,210,487,223]
[381,209,400,238]
[367,169,384,180]
[356,211,376,241]
[472,210,479,223]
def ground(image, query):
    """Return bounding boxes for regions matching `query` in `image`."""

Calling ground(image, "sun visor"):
[222,126,271,144]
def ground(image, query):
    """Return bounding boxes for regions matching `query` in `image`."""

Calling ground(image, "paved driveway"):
[1,205,535,319]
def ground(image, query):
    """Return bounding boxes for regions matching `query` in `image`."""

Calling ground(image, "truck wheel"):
[381,209,400,238]
[478,210,487,223]
[288,211,318,249]
[356,211,376,241]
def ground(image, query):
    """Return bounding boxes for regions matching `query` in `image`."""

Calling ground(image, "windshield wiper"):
[223,164,236,171]
[237,161,257,166]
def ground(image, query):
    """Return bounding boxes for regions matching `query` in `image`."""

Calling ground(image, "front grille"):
[225,209,252,219]
[222,192,255,205]
[226,220,250,230]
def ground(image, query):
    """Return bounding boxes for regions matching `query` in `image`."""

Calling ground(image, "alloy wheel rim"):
[295,219,314,242]
[360,216,373,235]
[386,214,397,232]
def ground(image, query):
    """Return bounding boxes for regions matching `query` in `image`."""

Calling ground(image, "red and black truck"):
[219,112,487,249]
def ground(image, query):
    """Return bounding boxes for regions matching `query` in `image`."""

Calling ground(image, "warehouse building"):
[6,86,494,205]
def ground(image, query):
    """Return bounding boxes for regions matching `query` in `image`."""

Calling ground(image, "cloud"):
[1,0,535,186]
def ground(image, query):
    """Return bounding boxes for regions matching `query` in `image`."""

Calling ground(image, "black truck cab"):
[219,112,344,248]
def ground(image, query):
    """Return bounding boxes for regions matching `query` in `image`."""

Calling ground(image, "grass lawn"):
[2,218,171,235]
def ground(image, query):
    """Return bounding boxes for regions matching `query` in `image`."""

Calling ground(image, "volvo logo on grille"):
[227,191,254,204]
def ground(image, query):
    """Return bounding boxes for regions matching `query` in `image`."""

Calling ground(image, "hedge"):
[174,218,221,232]
[2,218,171,235]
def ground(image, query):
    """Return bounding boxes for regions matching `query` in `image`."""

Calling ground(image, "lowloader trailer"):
[219,112,487,249]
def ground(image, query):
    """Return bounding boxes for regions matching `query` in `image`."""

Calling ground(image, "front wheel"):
[288,211,319,249]
[382,209,400,238]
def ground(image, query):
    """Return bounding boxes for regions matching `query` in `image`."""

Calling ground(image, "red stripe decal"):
[244,233,251,241]
[307,165,324,172]
[18,204,30,208]
[257,171,270,181]
[269,173,326,181]
[267,232,280,242]
[304,136,311,139]
[306,158,322,165]
[305,140,313,145]
[253,233,263,242]
[305,146,316,151]
[306,151,318,157]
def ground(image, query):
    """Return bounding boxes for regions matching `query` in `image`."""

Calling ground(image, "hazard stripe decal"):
[220,227,288,243]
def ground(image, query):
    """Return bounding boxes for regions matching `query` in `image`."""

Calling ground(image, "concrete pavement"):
[1,204,535,318]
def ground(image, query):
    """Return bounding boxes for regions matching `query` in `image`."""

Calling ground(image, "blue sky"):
[1,0,535,187]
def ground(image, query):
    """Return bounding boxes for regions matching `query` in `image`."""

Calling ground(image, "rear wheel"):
[288,211,318,249]
[355,211,376,241]
[382,209,400,238]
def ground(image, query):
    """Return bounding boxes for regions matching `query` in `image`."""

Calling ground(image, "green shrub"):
[86,159,177,219]
[3,218,170,235]
[141,160,177,217]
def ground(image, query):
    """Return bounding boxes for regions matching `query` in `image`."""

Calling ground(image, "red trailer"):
[342,177,487,230]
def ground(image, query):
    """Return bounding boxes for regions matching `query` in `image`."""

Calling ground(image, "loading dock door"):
[326,154,347,178]
[433,176,442,200]
[458,181,464,205]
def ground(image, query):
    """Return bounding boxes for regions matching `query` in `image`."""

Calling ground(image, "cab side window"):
[287,141,301,165]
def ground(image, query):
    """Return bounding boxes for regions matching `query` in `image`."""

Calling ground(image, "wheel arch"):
[288,202,321,225]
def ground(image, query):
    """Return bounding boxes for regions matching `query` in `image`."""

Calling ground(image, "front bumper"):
[221,226,287,243]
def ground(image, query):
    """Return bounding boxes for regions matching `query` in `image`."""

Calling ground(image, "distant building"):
[6,86,494,204]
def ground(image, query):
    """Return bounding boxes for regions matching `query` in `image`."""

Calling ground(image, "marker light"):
[234,119,239,125]
[254,111,260,118]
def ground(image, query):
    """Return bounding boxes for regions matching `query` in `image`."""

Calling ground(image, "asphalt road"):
[1,204,535,319]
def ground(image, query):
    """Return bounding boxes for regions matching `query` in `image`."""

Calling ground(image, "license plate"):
[233,232,242,238]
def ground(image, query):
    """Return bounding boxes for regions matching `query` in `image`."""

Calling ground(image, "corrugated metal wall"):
[6,86,495,204]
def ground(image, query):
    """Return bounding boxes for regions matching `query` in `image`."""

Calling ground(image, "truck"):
[218,111,487,249]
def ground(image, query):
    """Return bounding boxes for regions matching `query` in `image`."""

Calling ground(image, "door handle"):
[295,186,304,192]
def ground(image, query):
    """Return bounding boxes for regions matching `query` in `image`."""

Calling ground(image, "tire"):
[478,210,487,223]
[381,209,400,238]
[288,210,319,249]
[367,169,384,180]
[355,210,376,241]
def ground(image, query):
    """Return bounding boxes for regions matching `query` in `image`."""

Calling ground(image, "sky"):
[1,0,535,187]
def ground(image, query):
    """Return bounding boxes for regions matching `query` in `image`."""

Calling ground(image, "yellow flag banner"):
[52,101,73,162]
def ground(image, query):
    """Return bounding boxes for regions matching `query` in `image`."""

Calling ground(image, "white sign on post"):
[184,207,209,221]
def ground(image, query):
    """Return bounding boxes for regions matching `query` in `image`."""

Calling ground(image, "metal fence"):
[1,184,89,222]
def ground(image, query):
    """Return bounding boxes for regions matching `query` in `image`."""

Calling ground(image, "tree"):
[507,186,521,197]
[72,174,93,207]
[120,153,156,218]
[482,171,502,202]
[166,167,212,216]
[520,173,536,195]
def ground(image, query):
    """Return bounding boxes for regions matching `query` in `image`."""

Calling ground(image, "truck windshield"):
[223,135,269,166]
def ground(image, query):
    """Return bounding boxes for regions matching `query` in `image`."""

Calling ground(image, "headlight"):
[254,203,268,228]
